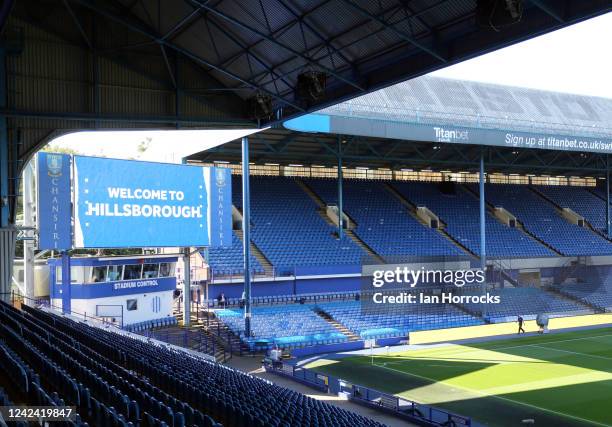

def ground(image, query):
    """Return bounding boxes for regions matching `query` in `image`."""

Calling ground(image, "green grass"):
[305,327,612,427]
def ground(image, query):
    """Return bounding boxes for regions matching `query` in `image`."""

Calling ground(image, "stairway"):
[462,184,565,256]
[151,316,228,362]
[296,180,325,208]
[315,309,361,341]
[344,230,385,264]
[530,186,612,242]
[385,183,475,257]
[544,287,602,313]
[299,179,386,263]
[200,311,251,356]
[234,229,273,274]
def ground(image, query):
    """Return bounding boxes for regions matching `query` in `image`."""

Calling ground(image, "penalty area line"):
[370,361,610,427]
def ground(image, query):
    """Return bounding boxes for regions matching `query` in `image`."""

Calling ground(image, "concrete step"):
[530,186,612,242]
[545,287,601,313]
[344,229,385,264]
[234,229,273,273]
[462,184,565,256]
[296,180,325,208]
[385,183,475,257]
[315,309,361,341]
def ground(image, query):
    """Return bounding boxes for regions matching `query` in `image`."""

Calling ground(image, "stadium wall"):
[207,276,361,299]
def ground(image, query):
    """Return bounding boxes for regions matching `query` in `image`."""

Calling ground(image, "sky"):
[49,12,611,162]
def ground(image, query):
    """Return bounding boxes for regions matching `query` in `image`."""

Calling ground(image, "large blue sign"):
[37,152,72,250]
[207,167,232,247]
[72,156,232,248]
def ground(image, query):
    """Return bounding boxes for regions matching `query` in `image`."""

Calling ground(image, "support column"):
[0,46,13,302]
[0,46,8,228]
[479,148,487,317]
[61,251,71,314]
[337,137,344,239]
[23,161,35,305]
[479,149,486,269]
[607,155,610,238]
[0,228,15,302]
[242,137,252,338]
[182,247,191,327]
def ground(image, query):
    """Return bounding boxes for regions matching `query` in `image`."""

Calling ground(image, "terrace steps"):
[234,229,273,273]
[462,184,565,256]
[200,310,250,356]
[299,180,385,263]
[344,230,385,264]
[530,186,612,242]
[384,183,475,257]
[545,287,604,314]
[148,315,228,362]
[315,309,361,341]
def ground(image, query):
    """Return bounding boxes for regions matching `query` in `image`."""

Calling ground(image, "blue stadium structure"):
[3,3,612,427]
[207,176,612,276]
[306,178,462,258]
[483,184,612,256]
[392,181,555,257]
[232,176,365,274]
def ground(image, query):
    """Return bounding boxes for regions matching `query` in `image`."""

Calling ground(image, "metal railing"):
[264,359,472,427]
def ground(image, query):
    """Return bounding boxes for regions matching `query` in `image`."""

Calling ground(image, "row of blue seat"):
[1,301,382,427]
[124,316,177,332]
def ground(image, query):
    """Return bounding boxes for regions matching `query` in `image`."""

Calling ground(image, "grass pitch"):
[305,327,612,427]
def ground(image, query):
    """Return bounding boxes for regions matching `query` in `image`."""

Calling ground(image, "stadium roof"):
[2,1,612,224]
[188,77,612,176]
[294,76,612,142]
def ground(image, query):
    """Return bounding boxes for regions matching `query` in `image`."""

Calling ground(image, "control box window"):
[123,265,142,280]
[143,263,159,279]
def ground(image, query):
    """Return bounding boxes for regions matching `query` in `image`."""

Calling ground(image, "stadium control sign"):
[36,153,232,249]
[285,114,612,154]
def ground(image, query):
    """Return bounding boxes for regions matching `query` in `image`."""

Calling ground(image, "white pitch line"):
[490,333,612,353]
[410,333,612,360]
[373,362,611,427]
[528,344,612,362]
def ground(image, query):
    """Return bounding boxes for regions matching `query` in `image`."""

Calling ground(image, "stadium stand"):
[316,300,482,339]
[534,185,609,232]
[215,305,348,349]
[124,316,178,333]
[392,181,554,257]
[558,283,612,312]
[482,184,612,256]
[232,176,365,274]
[459,287,591,322]
[305,178,463,258]
[207,231,264,277]
[0,301,383,427]
[557,266,612,312]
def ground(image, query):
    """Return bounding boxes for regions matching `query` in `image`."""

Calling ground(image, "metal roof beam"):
[62,0,93,50]
[216,0,334,75]
[274,0,354,69]
[338,0,446,63]
[193,7,293,95]
[72,0,304,111]
[253,1,445,89]
[530,0,565,23]
[161,8,201,41]
[188,0,365,92]
[0,108,250,126]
